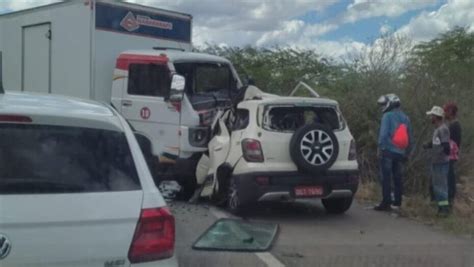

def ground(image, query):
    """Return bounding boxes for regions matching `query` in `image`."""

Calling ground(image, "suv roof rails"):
[153,47,186,52]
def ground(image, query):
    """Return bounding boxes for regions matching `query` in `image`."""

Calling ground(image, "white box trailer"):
[0,0,192,101]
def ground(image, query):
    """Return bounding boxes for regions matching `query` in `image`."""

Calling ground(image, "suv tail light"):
[128,207,175,263]
[348,139,357,160]
[242,139,264,162]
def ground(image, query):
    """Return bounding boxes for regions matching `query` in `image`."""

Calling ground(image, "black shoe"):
[374,203,392,212]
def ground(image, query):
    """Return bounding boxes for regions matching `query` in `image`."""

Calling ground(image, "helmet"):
[377,94,400,113]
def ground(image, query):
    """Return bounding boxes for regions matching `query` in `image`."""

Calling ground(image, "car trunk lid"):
[0,192,143,267]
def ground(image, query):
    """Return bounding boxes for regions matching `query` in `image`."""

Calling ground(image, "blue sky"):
[1,0,473,58]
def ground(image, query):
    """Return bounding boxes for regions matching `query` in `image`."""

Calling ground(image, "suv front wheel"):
[322,197,353,214]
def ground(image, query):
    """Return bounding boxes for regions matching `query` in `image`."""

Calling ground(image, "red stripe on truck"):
[116,54,168,70]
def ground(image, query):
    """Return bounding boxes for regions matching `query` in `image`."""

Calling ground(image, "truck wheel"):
[227,177,246,215]
[322,197,353,214]
[290,123,339,173]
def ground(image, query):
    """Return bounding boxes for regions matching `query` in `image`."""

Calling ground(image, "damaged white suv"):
[195,85,359,215]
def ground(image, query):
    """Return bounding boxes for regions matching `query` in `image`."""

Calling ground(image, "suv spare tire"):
[290,123,339,173]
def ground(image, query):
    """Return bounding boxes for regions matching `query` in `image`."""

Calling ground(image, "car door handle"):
[214,146,223,151]
[122,100,133,107]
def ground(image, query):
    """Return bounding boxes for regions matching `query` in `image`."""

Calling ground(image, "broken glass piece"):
[193,218,278,252]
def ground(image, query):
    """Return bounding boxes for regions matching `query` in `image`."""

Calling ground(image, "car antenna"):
[153,47,185,52]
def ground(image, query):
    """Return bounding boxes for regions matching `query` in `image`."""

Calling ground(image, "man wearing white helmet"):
[423,106,451,216]
[375,94,413,211]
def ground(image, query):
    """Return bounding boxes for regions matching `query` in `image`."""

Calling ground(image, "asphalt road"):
[170,200,474,267]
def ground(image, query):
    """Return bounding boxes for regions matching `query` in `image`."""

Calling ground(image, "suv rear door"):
[259,104,343,169]
[0,123,143,266]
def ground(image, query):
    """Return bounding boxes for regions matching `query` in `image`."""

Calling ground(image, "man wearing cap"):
[374,94,413,212]
[424,106,451,216]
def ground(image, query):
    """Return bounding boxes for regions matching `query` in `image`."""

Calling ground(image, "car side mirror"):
[169,74,185,102]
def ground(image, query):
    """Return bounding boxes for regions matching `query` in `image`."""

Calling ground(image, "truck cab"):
[111,49,242,192]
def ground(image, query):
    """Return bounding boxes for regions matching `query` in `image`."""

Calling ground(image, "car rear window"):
[0,124,141,194]
[263,105,343,132]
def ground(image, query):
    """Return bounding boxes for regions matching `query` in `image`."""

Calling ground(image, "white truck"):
[0,0,243,197]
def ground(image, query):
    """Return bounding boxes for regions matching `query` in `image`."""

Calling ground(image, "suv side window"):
[128,63,170,97]
[228,109,249,131]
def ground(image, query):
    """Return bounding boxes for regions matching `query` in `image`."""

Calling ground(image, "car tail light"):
[0,114,32,122]
[128,207,175,263]
[348,139,357,160]
[242,138,264,162]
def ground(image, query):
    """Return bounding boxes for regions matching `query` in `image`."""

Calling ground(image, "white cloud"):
[342,0,438,23]
[396,0,474,42]
[126,0,338,32]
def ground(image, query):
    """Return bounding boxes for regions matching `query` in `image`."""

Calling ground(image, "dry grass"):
[355,181,379,203]
[356,176,474,237]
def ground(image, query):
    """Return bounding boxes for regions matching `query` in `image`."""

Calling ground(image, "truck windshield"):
[174,62,236,94]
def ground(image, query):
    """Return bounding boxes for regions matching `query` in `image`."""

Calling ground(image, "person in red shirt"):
[444,102,461,204]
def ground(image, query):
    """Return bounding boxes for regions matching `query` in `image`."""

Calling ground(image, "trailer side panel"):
[0,2,92,98]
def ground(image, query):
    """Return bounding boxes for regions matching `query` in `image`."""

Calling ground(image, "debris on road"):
[159,180,182,200]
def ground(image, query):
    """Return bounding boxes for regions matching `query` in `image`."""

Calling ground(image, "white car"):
[0,91,177,267]
[196,85,359,214]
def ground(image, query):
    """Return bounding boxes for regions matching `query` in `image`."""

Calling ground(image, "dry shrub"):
[355,181,379,203]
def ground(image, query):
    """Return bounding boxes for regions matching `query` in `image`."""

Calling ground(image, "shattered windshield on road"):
[193,219,278,252]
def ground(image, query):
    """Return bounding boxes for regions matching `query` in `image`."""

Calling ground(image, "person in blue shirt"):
[374,94,414,211]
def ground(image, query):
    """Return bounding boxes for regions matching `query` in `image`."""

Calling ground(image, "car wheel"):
[290,123,339,173]
[227,177,245,215]
[322,197,353,214]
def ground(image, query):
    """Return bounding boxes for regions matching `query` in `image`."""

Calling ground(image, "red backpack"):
[392,123,409,150]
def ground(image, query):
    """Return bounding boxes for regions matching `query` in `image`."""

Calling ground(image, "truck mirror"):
[170,74,185,102]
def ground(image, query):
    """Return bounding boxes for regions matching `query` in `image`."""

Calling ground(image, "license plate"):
[294,186,323,197]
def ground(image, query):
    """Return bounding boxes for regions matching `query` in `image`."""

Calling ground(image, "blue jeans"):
[432,162,449,207]
[379,151,404,206]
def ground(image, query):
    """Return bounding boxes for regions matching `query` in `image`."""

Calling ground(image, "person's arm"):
[378,113,390,149]
[441,127,451,155]
[407,117,415,155]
